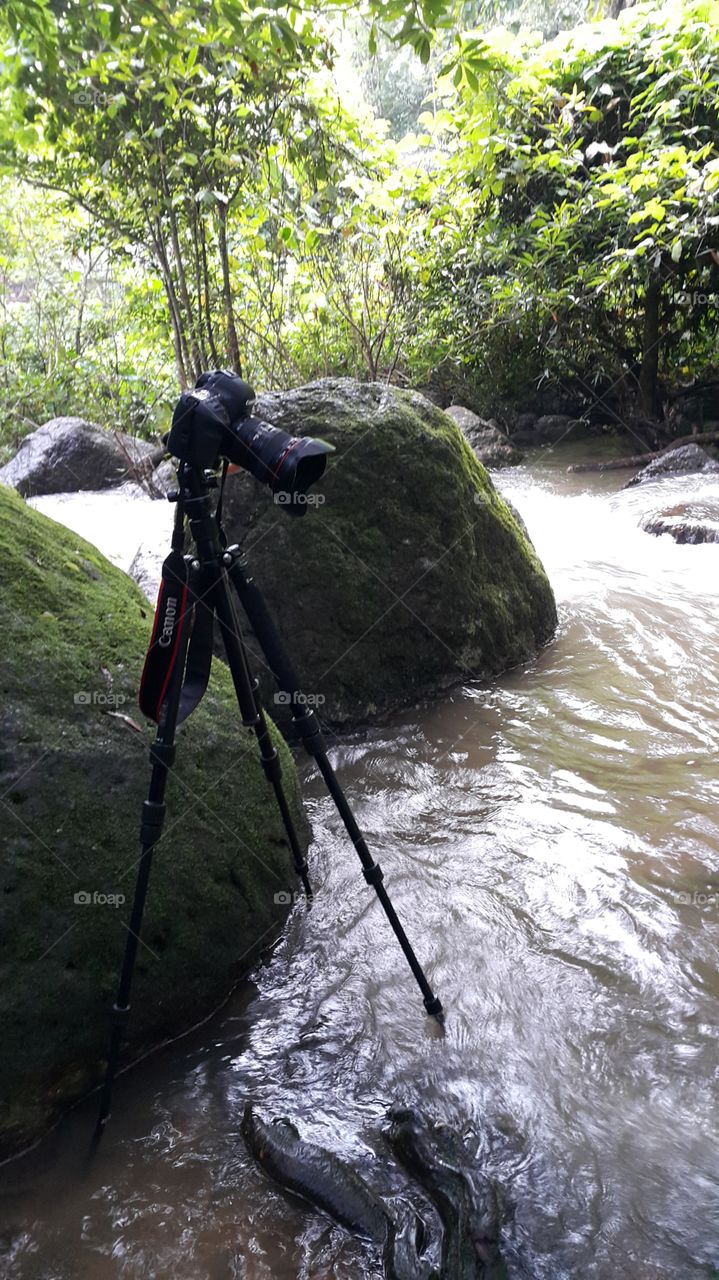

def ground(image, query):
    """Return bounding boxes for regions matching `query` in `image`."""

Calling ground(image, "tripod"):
[97,461,443,1129]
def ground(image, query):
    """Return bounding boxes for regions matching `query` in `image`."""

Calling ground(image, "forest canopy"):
[0,0,717,451]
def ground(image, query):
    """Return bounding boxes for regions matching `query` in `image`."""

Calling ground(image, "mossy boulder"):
[0,484,308,1157]
[222,380,557,725]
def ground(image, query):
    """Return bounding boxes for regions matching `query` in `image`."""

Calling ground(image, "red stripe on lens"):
[271,438,300,481]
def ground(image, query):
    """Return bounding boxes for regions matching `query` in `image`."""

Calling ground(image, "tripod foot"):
[424,995,444,1022]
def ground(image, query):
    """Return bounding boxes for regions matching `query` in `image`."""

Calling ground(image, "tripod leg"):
[211,570,311,898]
[226,550,443,1021]
[182,490,311,898]
[97,570,194,1128]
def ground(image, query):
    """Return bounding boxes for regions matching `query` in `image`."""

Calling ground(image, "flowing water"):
[3,453,719,1279]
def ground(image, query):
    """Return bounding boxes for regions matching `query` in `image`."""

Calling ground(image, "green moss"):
[224,381,557,724]
[0,484,309,1157]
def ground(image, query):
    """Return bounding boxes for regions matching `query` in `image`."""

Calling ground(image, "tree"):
[422,0,719,420]
[0,0,458,386]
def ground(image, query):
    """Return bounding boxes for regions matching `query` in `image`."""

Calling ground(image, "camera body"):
[166,370,331,515]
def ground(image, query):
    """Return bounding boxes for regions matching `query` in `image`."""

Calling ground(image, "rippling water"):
[5,456,719,1279]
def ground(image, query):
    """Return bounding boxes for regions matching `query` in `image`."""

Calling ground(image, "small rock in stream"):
[625,442,719,488]
[641,502,719,544]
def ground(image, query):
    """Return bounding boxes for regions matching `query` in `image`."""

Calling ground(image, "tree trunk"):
[154,235,191,388]
[199,220,220,368]
[217,202,242,375]
[639,278,661,419]
[156,150,204,380]
[145,213,190,388]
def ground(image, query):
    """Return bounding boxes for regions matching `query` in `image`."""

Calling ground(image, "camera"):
[166,370,333,517]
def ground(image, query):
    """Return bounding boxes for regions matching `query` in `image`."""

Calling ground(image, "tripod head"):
[166,370,333,516]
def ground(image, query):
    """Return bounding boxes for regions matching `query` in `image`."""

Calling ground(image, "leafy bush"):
[424,0,719,419]
[0,181,176,458]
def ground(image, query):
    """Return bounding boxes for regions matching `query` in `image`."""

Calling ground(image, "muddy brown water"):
[3,452,719,1278]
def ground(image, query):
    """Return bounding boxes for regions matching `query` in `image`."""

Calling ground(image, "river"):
[2,451,718,1279]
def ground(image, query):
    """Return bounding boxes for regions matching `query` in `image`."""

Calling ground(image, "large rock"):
[0,484,307,1156]
[129,540,164,599]
[508,411,541,447]
[220,380,557,725]
[625,443,719,487]
[444,404,523,468]
[641,502,719,544]
[534,414,591,444]
[0,417,156,496]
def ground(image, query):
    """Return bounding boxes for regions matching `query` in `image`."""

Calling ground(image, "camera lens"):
[234,417,331,513]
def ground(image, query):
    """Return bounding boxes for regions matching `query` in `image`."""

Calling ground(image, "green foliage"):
[1,0,717,439]
[428,0,719,415]
[0,180,175,456]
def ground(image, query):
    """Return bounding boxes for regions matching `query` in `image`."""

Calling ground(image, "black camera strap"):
[139,460,233,725]
[139,549,214,725]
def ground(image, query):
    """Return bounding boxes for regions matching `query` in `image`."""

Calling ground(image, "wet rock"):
[129,541,164,599]
[387,1107,507,1279]
[220,379,557,726]
[509,429,541,448]
[445,405,523,469]
[0,483,307,1157]
[148,457,177,498]
[412,384,448,408]
[508,412,540,447]
[512,412,537,435]
[243,1102,505,1279]
[534,414,590,444]
[641,502,719,544]
[625,443,719,488]
[241,1104,391,1243]
[0,417,157,497]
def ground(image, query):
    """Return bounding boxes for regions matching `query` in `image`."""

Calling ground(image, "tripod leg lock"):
[149,742,177,769]
[140,800,167,847]
[363,862,384,888]
[293,709,326,756]
[260,746,282,784]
